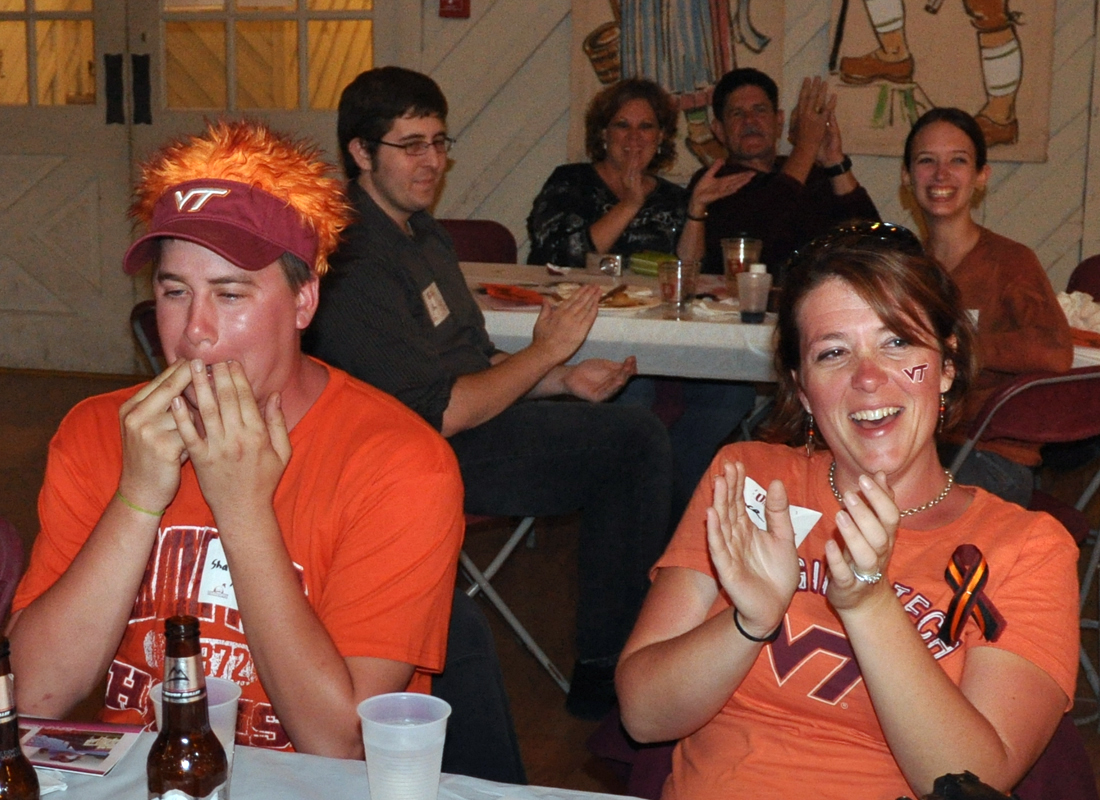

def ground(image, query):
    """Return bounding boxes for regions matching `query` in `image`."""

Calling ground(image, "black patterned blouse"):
[525,163,687,267]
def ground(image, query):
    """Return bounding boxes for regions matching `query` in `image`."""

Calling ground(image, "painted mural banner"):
[829,0,1053,161]
[570,0,786,183]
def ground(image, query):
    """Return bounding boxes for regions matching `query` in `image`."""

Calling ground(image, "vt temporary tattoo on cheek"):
[903,363,928,383]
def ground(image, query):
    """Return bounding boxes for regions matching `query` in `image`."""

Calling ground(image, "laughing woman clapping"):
[615,223,1078,800]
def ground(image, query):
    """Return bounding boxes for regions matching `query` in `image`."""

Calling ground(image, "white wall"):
[402,0,1100,290]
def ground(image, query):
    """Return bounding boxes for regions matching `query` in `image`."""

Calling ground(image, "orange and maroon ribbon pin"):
[937,544,1006,646]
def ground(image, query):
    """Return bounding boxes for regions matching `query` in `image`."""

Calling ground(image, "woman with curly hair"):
[527,78,694,266]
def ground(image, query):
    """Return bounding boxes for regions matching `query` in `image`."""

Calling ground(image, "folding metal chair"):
[1051,254,1100,513]
[459,515,569,693]
[947,365,1100,727]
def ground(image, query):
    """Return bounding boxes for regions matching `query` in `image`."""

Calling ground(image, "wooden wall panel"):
[436,19,571,234]
[421,0,1098,283]
[418,0,569,255]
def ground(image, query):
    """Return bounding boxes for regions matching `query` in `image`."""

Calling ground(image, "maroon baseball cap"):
[122,178,319,275]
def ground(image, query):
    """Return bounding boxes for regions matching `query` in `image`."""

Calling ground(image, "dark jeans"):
[432,588,526,784]
[448,400,673,662]
[939,442,1035,507]
[616,377,756,526]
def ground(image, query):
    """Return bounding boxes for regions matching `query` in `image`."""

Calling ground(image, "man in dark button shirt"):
[679,68,880,276]
[306,67,673,723]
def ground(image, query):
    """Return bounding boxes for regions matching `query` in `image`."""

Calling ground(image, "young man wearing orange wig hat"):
[6,119,465,760]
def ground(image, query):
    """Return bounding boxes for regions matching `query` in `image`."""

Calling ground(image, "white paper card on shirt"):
[743,476,822,548]
[967,309,980,326]
[422,282,451,327]
[198,537,238,611]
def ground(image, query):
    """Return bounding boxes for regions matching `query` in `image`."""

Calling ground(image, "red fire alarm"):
[439,0,469,18]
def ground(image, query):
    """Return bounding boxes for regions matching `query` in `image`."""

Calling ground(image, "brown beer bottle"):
[0,637,39,800]
[147,616,227,800]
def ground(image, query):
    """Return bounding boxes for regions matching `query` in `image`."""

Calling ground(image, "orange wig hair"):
[130,119,352,276]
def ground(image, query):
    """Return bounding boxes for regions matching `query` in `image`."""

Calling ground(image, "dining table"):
[1073,345,1100,369]
[463,262,1100,380]
[43,731,640,800]
[462,262,777,383]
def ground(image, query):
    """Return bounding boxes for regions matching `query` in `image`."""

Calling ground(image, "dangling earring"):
[938,394,946,433]
[805,413,816,458]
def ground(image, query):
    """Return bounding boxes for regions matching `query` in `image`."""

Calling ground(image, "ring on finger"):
[852,569,882,585]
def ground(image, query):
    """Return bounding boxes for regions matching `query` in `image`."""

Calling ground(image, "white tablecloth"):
[1073,346,1100,368]
[50,733,639,800]
[464,264,1100,382]
[463,262,777,382]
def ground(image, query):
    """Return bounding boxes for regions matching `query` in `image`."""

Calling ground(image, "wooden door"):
[0,0,136,373]
[127,0,386,169]
[0,0,401,374]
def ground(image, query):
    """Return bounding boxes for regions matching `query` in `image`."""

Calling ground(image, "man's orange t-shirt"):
[656,442,1078,800]
[13,363,464,750]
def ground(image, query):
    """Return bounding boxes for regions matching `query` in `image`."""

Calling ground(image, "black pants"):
[448,400,673,662]
[432,588,526,784]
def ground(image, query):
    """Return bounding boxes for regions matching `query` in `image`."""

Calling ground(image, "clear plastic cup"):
[151,676,241,768]
[657,259,699,319]
[357,693,451,800]
[720,237,763,299]
[737,265,773,324]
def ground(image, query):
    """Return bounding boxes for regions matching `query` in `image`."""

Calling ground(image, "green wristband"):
[116,489,165,517]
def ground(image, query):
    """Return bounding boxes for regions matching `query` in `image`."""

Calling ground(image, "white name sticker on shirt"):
[743,475,822,548]
[967,308,980,326]
[422,282,451,327]
[197,537,238,611]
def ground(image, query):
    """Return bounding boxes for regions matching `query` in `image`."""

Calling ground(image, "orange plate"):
[481,284,546,305]
[1072,327,1100,349]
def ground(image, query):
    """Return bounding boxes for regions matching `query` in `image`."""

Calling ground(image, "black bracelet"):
[733,608,782,643]
[822,154,852,177]
[686,210,707,222]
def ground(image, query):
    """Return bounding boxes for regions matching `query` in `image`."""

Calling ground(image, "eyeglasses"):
[369,136,455,157]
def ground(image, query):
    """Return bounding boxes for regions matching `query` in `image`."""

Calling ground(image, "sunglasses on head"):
[784,221,924,277]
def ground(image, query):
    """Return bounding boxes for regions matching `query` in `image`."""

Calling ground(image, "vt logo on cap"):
[174,187,230,213]
[123,178,320,275]
[122,120,351,278]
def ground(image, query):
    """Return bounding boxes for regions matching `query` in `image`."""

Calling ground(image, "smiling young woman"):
[902,108,1072,506]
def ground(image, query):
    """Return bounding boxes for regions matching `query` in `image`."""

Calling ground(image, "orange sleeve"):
[13,388,135,614]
